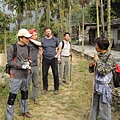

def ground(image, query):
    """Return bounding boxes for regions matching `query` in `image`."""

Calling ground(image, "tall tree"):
[96,0,100,37]
[68,0,73,37]
[35,0,39,30]
[3,0,7,53]
[87,0,120,23]
[80,0,91,57]
[6,0,27,30]
[100,0,105,36]
[107,0,111,51]
[46,0,50,26]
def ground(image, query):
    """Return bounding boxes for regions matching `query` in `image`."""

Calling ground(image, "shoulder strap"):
[27,45,30,56]
[52,36,58,47]
[69,41,71,44]
[106,54,111,62]
[12,43,30,58]
[62,41,64,49]
[12,43,17,58]
[62,41,71,49]
[52,36,57,42]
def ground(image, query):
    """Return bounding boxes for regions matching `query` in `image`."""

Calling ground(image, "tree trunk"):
[35,0,39,30]
[96,0,100,37]
[25,4,29,30]
[82,6,84,57]
[59,0,63,41]
[107,0,111,51]
[3,0,6,53]
[68,0,73,37]
[100,0,105,36]
[46,0,50,27]
[68,4,72,37]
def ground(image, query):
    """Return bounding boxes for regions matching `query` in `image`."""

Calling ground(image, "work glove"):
[22,64,31,70]
[20,60,31,70]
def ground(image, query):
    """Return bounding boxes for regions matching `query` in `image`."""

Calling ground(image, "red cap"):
[29,29,37,34]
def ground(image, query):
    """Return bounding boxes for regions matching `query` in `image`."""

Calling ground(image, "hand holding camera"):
[21,60,31,70]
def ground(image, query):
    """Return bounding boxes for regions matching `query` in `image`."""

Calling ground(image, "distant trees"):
[87,0,120,23]
[0,0,120,53]
[79,0,91,56]
[0,11,12,53]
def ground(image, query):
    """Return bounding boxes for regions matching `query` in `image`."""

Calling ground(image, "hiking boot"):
[63,81,69,84]
[20,112,34,118]
[33,98,39,104]
[42,89,48,95]
[54,90,59,95]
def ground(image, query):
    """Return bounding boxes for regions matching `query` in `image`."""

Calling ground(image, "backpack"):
[61,41,71,49]
[5,43,30,74]
[113,63,120,87]
[103,54,120,88]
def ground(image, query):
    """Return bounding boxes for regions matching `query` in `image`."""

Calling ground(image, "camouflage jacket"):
[96,51,115,76]
[94,51,115,103]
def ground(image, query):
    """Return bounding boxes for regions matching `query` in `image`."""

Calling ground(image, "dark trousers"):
[42,57,59,90]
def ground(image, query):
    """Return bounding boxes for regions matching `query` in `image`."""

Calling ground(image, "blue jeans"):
[90,92,111,120]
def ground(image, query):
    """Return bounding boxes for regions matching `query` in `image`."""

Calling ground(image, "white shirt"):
[58,40,71,60]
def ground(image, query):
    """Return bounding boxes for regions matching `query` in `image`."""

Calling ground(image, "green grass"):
[0,66,5,72]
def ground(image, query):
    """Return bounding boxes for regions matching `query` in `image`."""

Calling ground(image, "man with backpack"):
[58,32,72,85]
[40,26,61,95]
[6,28,34,120]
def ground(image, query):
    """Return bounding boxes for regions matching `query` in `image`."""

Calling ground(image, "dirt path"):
[23,53,92,120]
[0,53,93,120]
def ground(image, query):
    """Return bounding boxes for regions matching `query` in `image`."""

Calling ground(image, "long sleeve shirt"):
[7,43,30,79]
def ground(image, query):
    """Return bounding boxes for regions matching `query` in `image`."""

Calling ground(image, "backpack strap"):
[12,43,17,58]
[106,54,111,62]
[52,36,58,47]
[52,36,57,42]
[27,45,30,60]
[12,43,30,59]
[62,41,71,49]
[62,41,64,49]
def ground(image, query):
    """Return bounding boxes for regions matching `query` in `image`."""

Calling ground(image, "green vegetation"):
[0,0,120,52]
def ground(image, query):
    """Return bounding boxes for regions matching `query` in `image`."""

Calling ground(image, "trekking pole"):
[39,56,43,94]
[88,62,96,120]
[70,54,72,82]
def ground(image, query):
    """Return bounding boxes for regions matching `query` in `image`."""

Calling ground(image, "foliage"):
[72,2,82,25]
[0,11,12,31]
[0,0,120,52]
[87,0,120,23]
[0,10,13,52]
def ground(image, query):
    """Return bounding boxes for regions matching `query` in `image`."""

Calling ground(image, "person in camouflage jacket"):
[89,37,115,120]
